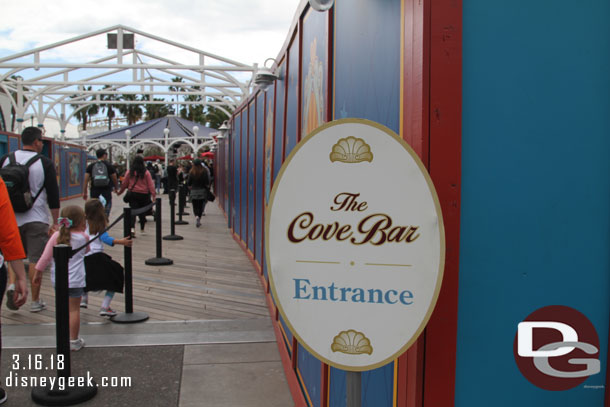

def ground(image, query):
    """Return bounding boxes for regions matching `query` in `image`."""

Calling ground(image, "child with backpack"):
[34,205,89,351]
[81,198,132,316]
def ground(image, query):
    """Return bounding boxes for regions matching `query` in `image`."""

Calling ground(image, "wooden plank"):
[2,197,271,326]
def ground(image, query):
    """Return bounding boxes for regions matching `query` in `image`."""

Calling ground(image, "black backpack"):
[91,161,110,187]
[0,152,42,213]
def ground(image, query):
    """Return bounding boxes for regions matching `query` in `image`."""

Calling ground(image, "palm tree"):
[142,95,172,120]
[101,85,119,130]
[181,86,204,121]
[118,94,143,125]
[169,76,185,115]
[204,98,232,129]
[69,86,99,131]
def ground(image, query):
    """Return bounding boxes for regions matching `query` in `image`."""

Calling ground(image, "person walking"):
[0,177,29,404]
[82,198,132,316]
[0,126,59,313]
[83,148,119,218]
[34,205,89,351]
[187,159,210,228]
[117,156,156,236]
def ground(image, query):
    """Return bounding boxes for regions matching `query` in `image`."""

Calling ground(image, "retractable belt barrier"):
[144,198,173,266]
[31,204,155,404]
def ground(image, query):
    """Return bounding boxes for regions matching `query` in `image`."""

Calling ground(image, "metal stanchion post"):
[31,245,97,405]
[178,184,190,216]
[175,185,189,225]
[346,371,362,407]
[113,207,149,323]
[163,190,183,240]
[145,198,173,265]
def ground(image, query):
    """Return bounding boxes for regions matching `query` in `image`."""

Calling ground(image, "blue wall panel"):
[0,134,7,156]
[233,114,242,235]
[285,38,299,156]
[329,368,346,407]
[274,62,286,174]
[240,110,248,243]
[247,102,256,253]
[333,0,400,133]
[297,343,321,407]
[8,136,18,152]
[457,1,610,405]
[255,93,265,263]
[362,364,393,407]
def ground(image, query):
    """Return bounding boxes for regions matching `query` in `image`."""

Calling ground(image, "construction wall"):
[215,0,610,406]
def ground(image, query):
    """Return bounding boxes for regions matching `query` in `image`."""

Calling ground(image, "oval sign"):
[265,119,445,371]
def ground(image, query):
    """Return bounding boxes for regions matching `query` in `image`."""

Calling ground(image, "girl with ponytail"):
[34,205,89,351]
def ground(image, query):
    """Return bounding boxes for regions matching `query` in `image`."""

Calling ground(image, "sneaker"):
[80,300,88,309]
[70,337,85,351]
[99,307,117,317]
[0,387,7,404]
[6,284,18,311]
[196,217,201,228]
[30,299,47,313]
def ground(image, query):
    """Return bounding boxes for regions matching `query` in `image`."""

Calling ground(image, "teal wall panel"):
[457,1,610,405]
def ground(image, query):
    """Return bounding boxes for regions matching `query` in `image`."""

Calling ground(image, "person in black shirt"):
[187,159,210,228]
[83,149,119,217]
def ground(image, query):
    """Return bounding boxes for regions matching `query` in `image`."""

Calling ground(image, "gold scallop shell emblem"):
[329,137,373,163]
[331,329,373,355]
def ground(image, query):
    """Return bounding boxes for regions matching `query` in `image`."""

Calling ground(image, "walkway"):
[0,195,293,406]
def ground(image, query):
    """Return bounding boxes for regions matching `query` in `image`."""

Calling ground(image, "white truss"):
[0,25,258,136]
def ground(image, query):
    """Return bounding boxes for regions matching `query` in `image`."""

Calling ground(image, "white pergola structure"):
[0,25,257,139]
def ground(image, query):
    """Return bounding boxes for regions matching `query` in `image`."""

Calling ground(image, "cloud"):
[0,0,301,66]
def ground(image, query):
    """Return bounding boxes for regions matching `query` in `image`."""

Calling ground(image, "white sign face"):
[265,119,445,371]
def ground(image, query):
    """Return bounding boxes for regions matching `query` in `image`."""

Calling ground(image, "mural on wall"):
[302,38,324,137]
[68,152,80,186]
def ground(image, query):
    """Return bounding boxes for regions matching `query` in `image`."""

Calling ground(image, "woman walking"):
[187,159,210,228]
[117,156,156,236]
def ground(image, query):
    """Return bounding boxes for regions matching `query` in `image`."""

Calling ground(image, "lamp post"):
[125,129,131,170]
[193,126,199,158]
[164,127,170,165]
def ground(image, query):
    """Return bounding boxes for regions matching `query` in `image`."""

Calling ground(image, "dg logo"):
[513,305,600,391]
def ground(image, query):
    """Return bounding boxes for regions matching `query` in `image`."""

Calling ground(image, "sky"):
[0,0,303,137]
[0,0,302,66]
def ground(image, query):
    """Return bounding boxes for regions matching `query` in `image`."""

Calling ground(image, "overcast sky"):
[0,0,302,66]
[0,0,303,136]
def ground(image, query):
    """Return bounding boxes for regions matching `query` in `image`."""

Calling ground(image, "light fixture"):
[163,128,170,137]
[218,120,230,139]
[125,129,131,138]
[254,58,277,91]
[309,0,334,11]
[192,126,199,137]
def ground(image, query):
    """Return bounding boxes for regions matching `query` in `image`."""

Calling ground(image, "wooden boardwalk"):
[2,195,268,325]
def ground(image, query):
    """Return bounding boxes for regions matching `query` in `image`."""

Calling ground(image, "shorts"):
[68,287,85,298]
[19,222,50,264]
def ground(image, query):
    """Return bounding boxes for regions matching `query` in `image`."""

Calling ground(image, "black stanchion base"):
[163,234,184,240]
[175,220,189,225]
[178,211,190,216]
[111,311,149,324]
[32,382,97,406]
[145,257,173,266]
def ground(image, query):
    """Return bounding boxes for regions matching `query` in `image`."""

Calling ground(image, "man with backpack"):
[0,126,60,313]
[83,149,119,217]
